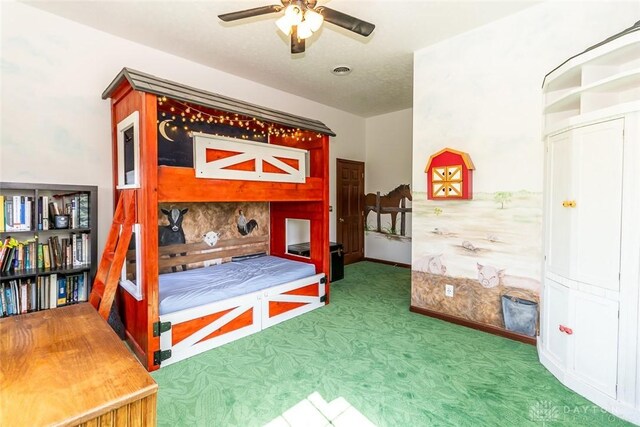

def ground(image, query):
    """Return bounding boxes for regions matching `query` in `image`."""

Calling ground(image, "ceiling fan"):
[218,0,375,54]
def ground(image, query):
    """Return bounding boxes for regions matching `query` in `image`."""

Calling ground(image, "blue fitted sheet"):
[158,255,316,315]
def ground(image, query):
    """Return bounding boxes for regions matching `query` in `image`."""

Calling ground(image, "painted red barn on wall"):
[424,148,475,200]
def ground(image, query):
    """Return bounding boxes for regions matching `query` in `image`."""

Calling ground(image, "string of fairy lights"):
[156,96,322,142]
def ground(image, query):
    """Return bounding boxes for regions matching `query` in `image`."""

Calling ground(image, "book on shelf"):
[42,195,49,230]
[2,247,15,272]
[78,193,89,228]
[57,276,66,306]
[4,282,14,315]
[19,279,28,314]
[42,244,51,269]
[49,273,57,309]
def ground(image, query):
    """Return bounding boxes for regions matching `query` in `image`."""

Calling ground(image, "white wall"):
[0,2,366,254]
[364,108,412,263]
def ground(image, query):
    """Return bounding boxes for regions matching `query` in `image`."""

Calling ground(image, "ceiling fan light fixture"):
[276,4,303,36]
[297,21,313,40]
[276,15,293,35]
[284,4,303,25]
[304,9,324,32]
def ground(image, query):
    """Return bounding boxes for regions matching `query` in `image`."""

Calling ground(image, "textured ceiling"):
[23,0,537,117]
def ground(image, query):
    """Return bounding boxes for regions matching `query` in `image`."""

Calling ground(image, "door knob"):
[339,218,344,223]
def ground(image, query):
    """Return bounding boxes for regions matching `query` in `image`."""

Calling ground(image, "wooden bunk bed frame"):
[102,68,334,371]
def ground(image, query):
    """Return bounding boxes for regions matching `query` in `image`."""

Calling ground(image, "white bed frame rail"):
[159,273,325,367]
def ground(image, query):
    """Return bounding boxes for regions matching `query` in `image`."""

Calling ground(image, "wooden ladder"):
[89,190,136,320]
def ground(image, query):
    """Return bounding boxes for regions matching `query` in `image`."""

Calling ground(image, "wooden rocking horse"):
[365,184,412,233]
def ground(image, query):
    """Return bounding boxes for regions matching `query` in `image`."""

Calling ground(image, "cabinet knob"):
[339,218,344,223]
[562,200,577,208]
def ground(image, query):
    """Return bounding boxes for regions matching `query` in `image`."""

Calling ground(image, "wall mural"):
[365,184,412,237]
[411,190,541,336]
[157,111,267,168]
[157,202,269,273]
[414,149,540,336]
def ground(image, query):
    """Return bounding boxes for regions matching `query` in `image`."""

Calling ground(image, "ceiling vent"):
[331,65,352,76]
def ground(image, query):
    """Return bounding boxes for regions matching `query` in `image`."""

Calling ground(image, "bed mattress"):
[158,255,316,315]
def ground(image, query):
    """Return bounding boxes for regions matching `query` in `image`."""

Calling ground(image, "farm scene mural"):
[364,184,413,238]
[157,202,269,273]
[412,145,542,337]
[411,191,542,336]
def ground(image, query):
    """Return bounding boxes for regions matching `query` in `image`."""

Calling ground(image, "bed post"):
[108,84,159,370]
[140,92,160,371]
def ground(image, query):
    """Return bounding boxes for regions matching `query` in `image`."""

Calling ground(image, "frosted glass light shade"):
[276,5,303,36]
[304,9,324,32]
[297,21,313,39]
[276,15,292,35]
[284,5,303,25]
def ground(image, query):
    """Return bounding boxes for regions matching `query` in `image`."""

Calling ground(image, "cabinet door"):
[542,279,570,367]
[572,119,624,290]
[569,290,619,398]
[546,130,573,278]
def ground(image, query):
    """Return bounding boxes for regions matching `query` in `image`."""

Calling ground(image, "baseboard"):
[409,305,537,345]
[363,257,411,269]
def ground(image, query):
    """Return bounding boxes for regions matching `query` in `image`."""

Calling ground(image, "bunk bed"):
[102,68,334,370]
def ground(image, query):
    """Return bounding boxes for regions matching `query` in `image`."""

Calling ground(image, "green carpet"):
[152,262,631,426]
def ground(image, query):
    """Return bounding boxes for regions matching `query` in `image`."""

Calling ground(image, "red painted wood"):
[283,283,319,296]
[171,307,234,345]
[198,308,254,343]
[269,301,307,317]
[170,307,254,346]
[205,149,243,163]
[158,167,324,202]
[106,84,331,371]
[141,92,160,371]
[110,86,148,368]
[96,191,136,320]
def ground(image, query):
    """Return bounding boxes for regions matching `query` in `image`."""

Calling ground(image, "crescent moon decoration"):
[159,119,174,142]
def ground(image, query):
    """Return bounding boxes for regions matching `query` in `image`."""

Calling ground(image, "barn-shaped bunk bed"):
[101,68,334,371]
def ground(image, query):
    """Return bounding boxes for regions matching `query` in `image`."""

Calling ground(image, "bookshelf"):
[0,182,98,316]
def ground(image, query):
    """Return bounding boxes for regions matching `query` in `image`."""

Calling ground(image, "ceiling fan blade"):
[317,7,375,37]
[218,5,283,22]
[291,26,306,54]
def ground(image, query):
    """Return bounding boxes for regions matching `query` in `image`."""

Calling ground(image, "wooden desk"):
[0,303,158,426]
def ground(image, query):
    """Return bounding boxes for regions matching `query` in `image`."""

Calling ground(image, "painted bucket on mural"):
[501,294,538,337]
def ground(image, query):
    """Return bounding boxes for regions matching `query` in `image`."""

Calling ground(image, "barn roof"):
[424,147,475,172]
[102,68,336,137]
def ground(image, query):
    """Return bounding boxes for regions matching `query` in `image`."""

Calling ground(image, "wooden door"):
[336,159,364,265]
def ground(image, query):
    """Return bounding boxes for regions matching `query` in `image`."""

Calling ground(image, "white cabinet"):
[542,279,570,366]
[570,290,619,398]
[546,119,624,291]
[543,280,619,399]
[540,21,640,425]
